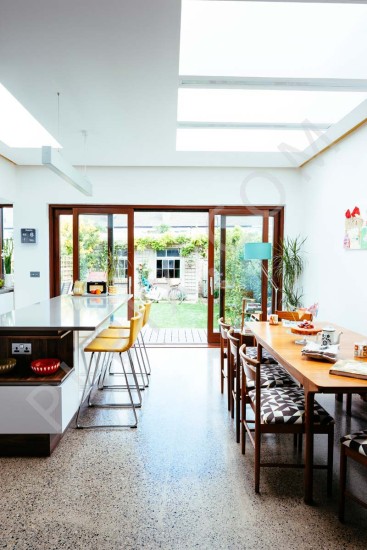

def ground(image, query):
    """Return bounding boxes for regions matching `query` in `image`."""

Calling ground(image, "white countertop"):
[0,287,14,295]
[0,294,131,331]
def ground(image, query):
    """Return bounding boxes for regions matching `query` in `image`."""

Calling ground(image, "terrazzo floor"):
[0,347,367,550]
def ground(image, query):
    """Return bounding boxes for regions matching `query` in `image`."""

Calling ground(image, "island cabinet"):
[0,294,130,456]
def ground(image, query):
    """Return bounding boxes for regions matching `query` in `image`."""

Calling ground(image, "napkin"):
[301,341,339,361]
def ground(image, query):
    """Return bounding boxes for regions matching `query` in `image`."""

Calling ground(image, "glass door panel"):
[208,207,283,344]
[77,213,130,295]
[112,214,129,295]
[78,214,108,282]
[51,207,134,302]
[267,216,274,314]
[212,215,263,330]
[59,214,73,294]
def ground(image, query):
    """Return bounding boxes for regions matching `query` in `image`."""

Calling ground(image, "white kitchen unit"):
[0,288,14,315]
[0,294,131,456]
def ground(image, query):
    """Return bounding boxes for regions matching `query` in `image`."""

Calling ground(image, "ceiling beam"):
[179,76,367,92]
[229,1,367,4]
[177,121,331,130]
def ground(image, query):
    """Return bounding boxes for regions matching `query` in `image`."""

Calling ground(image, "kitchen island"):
[0,294,131,456]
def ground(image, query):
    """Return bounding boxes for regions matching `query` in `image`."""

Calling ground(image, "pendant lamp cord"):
[82,130,87,175]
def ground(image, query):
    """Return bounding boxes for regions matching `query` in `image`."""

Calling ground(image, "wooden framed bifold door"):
[49,206,134,307]
[50,204,282,345]
[207,207,283,344]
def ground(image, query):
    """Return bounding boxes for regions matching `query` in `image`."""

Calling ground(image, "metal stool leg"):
[140,332,151,375]
[76,352,98,427]
[77,351,138,429]
[95,351,143,408]
[134,342,149,388]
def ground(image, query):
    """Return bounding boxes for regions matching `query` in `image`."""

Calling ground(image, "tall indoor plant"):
[107,249,118,294]
[274,236,306,310]
[2,238,14,287]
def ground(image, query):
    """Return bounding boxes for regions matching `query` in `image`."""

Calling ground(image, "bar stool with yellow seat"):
[109,301,152,379]
[101,304,149,388]
[76,312,143,429]
[97,309,146,392]
[110,300,152,375]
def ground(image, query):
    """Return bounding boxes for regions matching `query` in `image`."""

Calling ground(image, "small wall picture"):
[344,207,367,250]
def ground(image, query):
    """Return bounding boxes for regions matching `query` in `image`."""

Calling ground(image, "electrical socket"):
[11,343,32,355]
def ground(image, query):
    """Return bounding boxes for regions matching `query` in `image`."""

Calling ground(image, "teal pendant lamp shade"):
[244,242,272,261]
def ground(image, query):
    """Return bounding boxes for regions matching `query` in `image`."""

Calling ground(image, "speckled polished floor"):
[1,348,366,550]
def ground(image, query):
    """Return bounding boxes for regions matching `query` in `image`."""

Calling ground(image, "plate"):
[0,358,16,374]
[31,358,60,376]
[291,326,321,336]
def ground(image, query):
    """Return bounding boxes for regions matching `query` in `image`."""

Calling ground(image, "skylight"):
[179,1,367,79]
[0,83,61,148]
[176,128,325,153]
[177,1,367,158]
[177,89,367,126]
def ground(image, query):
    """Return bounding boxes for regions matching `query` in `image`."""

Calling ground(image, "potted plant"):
[274,236,306,310]
[107,250,118,294]
[2,238,14,288]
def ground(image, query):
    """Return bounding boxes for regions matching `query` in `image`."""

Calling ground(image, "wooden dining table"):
[245,320,367,504]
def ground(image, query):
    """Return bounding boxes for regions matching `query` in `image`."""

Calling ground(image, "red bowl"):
[30,358,61,376]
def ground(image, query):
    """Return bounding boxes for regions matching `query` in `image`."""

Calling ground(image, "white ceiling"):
[1,0,367,169]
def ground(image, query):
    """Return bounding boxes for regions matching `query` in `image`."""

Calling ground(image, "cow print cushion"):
[246,363,298,390]
[248,387,334,425]
[341,430,367,457]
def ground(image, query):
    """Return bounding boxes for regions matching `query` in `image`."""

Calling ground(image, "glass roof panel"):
[178,89,367,125]
[176,128,325,153]
[0,83,61,148]
[180,1,367,79]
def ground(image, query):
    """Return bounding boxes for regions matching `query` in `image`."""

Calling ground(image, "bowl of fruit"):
[291,320,321,336]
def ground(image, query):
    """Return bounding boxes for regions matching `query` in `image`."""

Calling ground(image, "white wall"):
[300,123,367,333]
[8,134,367,334]
[0,155,16,202]
[14,165,301,308]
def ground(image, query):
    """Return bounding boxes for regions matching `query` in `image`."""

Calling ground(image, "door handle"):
[128,276,132,294]
[210,276,213,296]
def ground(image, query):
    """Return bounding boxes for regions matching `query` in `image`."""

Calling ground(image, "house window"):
[116,249,128,280]
[118,258,128,279]
[156,249,181,278]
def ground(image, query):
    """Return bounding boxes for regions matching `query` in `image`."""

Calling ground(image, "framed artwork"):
[344,206,367,250]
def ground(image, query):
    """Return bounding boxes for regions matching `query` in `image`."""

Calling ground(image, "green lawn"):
[148,301,219,329]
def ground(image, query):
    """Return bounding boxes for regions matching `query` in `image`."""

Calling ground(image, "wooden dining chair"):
[240,345,334,494]
[218,317,231,407]
[339,429,367,522]
[227,331,299,445]
[241,297,263,329]
[227,328,241,442]
[276,310,300,321]
[276,310,313,322]
[299,311,313,321]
